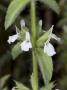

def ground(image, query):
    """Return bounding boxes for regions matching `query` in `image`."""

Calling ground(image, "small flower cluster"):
[7,19,32,51]
[7,19,60,56]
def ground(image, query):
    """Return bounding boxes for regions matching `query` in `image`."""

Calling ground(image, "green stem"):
[31,0,36,46]
[32,51,38,90]
[30,0,38,90]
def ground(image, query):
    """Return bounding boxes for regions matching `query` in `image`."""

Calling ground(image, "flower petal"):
[44,43,56,56]
[28,42,32,48]
[15,26,19,33]
[20,19,25,28]
[39,20,42,26]
[26,32,30,41]
[20,41,32,51]
[51,34,61,42]
[7,34,19,44]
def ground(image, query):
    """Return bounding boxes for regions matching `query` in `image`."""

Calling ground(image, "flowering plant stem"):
[31,0,38,90]
[31,0,36,45]
[32,51,38,90]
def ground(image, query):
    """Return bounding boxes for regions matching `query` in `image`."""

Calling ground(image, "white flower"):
[7,26,19,44]
[7,21,32,52]
[20,41,32,51]
[20,32,32,51]
[20,19,25,28]
[20,19,32,51]
[7,19,25,44]
[43,25,61,56]
[7,34,19,44]
[44,42,56,56]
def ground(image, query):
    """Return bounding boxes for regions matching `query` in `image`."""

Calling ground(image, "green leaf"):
[36,48,53,84]
[0,75,10,89]
[40,82,54,90]
[11,42,22,59]
[14,80,30,90]
[36,26,53,47]
[40,0,60,14]
[5,0,30,29]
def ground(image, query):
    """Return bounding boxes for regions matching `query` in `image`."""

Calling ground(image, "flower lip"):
[44,42,56,56]
[20,32,32,51]
[7,26,20,44]
[20,31,32,51]
[7,34,19,44]
[20,40,32,51]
